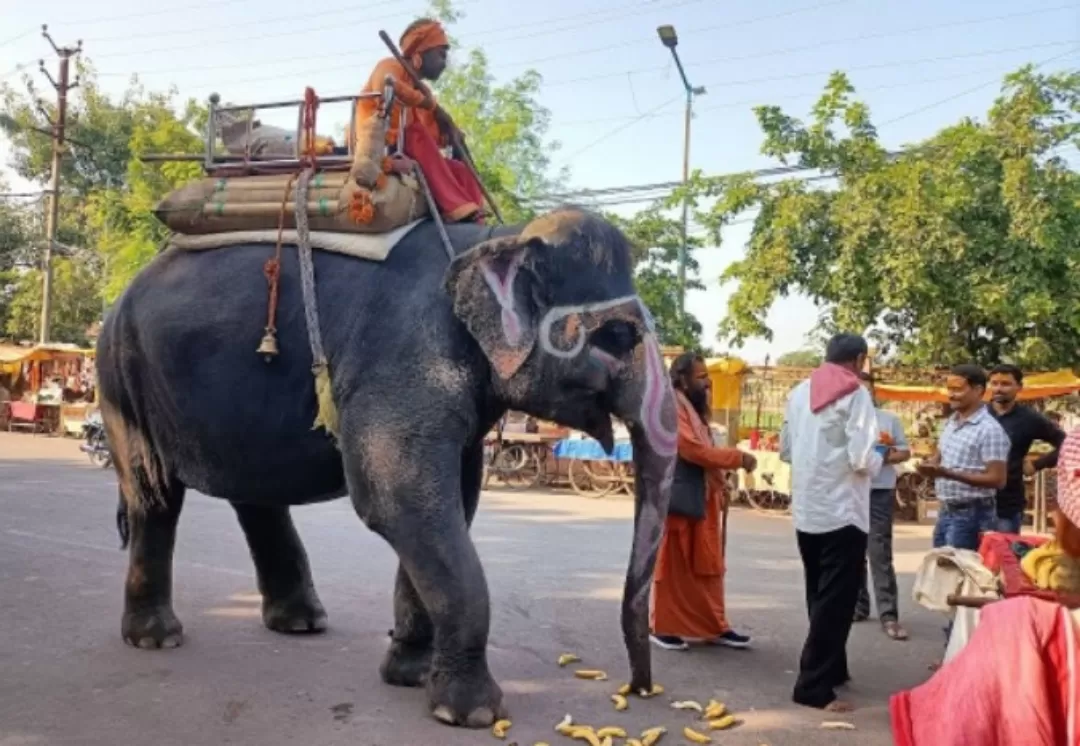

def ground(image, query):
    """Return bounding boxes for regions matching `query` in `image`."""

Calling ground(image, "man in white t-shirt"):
[780,333,882,713]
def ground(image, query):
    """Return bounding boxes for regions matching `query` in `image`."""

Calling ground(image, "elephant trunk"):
[613,336,677,693]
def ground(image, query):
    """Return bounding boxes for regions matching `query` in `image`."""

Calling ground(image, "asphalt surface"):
[0,432,944,745]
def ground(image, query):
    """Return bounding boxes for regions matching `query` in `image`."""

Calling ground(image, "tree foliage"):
[692,66,1080,368]
[428,2,566,224]
[776,348,823,367]
[606,205,705,350]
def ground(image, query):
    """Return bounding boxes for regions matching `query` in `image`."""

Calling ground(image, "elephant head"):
[445,206,677,692]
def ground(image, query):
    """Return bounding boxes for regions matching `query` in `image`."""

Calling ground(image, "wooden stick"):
[377,29,505,224]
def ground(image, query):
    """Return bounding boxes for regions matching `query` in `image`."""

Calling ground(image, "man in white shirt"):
[779,333,882,713]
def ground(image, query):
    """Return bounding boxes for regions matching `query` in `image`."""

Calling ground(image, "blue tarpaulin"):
[552,438,633,463]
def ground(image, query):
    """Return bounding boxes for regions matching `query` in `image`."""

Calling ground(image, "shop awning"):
[0,343,95,374]
[875,369,1080,403]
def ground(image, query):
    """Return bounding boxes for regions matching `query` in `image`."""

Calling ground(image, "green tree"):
[607,205,704,349]
[427,0,565,223]
[776,348,822,367]
[692,66,1080,368]
[0,191,35,332]
[1,64,205,305]
[5,257,101,344]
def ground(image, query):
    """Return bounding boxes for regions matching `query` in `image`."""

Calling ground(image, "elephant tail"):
[96,301,176,518]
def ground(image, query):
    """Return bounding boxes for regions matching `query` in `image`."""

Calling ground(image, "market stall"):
[0,343,96,435]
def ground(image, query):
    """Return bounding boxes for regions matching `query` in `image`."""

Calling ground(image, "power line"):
[0,28,36,50]
[556,65,1023,127]
[878,44,1080,127]
[49,0,274,27]
[82,0,413,43]
[92,0,845,65]
[552,42,1078,160]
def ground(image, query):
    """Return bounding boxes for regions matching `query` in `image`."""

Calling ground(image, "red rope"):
[261,87,320,345]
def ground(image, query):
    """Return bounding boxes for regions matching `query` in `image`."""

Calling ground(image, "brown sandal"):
[883,620,909,641]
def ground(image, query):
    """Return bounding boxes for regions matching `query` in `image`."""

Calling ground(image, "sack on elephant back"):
[154,111,427,236]
[153,170,428,236]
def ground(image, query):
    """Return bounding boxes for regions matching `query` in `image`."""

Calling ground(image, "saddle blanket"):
[166,219,425,262]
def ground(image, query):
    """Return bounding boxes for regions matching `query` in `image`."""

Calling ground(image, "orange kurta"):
[355,57,443,151]
[354,57,483,222]
[651,398,743,639]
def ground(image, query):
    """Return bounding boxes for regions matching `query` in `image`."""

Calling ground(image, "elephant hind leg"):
[232,503,327,634]
[122,476,186,649]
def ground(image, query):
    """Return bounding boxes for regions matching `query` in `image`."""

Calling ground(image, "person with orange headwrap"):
[354,18,485,223]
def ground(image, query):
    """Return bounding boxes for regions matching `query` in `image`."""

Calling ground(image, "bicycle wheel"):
[617,461,636,496]
[511,450,543,489]
[568,459,612,497]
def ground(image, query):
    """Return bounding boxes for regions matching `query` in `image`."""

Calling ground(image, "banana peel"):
[703,700,727,719]
[596,727,627,738]
[567,726,602,746]
[671,700,703,712]
[683,726,713,744]
[491,719,512,738]
[640,726,667,746]
[708,715,738,731]
[610,694,629,711]
[574,669,609,681]
[558,653,581,667]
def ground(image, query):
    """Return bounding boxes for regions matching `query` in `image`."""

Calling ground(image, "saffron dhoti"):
[403,120,484,223]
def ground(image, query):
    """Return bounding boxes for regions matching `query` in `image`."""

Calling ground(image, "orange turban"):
[400,20,449,67]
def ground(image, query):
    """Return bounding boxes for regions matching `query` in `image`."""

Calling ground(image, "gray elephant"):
[96,206,677,727]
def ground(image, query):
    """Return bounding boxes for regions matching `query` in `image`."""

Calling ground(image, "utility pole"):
[657,25,705,321]
[36,25,81,344]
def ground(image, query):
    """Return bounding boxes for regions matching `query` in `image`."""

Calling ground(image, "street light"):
[656,24,705,321]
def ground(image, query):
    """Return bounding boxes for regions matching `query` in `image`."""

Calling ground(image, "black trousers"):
[793,524,868,709]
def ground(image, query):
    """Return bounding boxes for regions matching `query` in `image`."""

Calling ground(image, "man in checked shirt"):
[916,364,1010,550]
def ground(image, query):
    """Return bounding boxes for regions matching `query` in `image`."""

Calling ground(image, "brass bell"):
[256,329,279,361]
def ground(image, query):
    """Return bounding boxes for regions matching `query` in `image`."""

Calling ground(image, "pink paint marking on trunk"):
[640,334,677,457]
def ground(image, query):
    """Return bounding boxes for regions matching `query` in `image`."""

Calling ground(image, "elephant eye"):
[589,320,640,358]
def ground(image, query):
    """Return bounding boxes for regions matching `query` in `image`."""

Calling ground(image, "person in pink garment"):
[890,426,1080,746]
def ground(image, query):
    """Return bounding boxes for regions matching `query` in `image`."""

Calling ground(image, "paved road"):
[0,433,942,745]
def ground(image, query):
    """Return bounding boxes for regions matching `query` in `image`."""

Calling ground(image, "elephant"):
[95,205,677,728]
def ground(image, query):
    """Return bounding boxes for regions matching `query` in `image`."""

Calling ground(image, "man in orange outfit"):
[355,18,485,223]
[650,352,757,651]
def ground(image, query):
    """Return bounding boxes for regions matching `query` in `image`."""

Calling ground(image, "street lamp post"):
[657,25,705,321]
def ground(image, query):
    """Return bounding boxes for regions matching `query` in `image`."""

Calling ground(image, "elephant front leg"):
[232,503,327,634]
[122,482,185,649]
[352,439,503,728]
[381,440,486,690]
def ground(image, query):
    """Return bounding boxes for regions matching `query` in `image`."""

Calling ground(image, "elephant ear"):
[446,234,540,380]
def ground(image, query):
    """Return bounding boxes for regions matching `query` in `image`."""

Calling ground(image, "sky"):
[1,0,1077,362]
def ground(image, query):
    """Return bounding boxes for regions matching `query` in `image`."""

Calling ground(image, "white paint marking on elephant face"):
[640,333,678,457]
[538,294,640,359]
[479,254,524,346]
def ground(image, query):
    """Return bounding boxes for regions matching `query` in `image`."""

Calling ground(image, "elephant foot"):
[427,660,506,728]
[380,639,433,688]
[262,589,328,634]
[122,605,184,650]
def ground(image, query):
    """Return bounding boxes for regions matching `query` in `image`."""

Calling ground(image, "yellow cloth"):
[1021,541,1080,593]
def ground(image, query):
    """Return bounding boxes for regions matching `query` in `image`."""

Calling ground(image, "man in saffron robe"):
[650,352,756,651]
[355,18,485,223]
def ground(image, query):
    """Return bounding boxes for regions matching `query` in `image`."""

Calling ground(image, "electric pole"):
[656,25,705,321]
[36,24,81,344]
